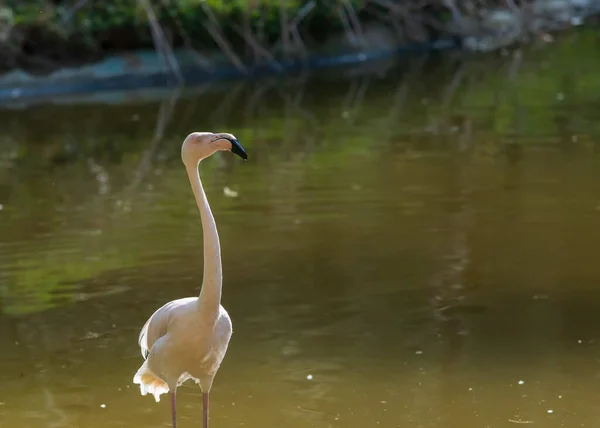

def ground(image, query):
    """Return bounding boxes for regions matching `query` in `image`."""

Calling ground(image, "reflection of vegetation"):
[2,245,134,315]
[0,28,599,315]
[4,28,598,154]
[454,30,600,137]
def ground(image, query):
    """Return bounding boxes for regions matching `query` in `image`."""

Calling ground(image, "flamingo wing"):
[138,297,198,358]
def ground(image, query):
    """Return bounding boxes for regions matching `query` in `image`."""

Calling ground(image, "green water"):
[1,30,600,428]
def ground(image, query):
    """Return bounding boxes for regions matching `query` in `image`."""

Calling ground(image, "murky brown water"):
[2,37,600,427]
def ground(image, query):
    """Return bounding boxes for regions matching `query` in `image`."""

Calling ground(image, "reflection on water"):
[2,33,600,427]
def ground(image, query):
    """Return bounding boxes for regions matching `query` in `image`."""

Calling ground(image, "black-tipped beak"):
[229,138,247,160]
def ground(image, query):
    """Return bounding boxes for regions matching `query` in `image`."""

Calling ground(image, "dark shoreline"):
[0,38,458,106]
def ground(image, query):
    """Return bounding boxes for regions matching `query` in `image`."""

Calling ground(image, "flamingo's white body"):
[133,132,247,428]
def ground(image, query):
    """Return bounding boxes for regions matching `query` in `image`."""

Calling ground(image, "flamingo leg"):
[203,392,210,428]
[171,391,177,428]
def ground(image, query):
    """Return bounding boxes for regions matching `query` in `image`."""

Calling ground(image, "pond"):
[1,30,600,428]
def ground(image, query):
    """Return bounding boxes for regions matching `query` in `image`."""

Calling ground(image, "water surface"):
[2,32,600,428]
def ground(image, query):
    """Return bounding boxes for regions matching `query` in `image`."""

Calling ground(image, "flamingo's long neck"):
[185,161,222,323]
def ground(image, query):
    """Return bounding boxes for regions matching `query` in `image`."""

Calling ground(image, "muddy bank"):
[0,21,458,104]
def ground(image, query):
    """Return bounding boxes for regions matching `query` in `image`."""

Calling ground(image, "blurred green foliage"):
[3,0,367,48]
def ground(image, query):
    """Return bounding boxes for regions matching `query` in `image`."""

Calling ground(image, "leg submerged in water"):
[203,392,210,428]
[171,391,177,428]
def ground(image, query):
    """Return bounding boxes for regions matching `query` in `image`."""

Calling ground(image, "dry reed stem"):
[159,0,214,71]
[231,22,283,70]
[279,0,292,58]
[342,0,366,47]
[271,1,315,58]
[198,1,247,73]
[140,0,183,84]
